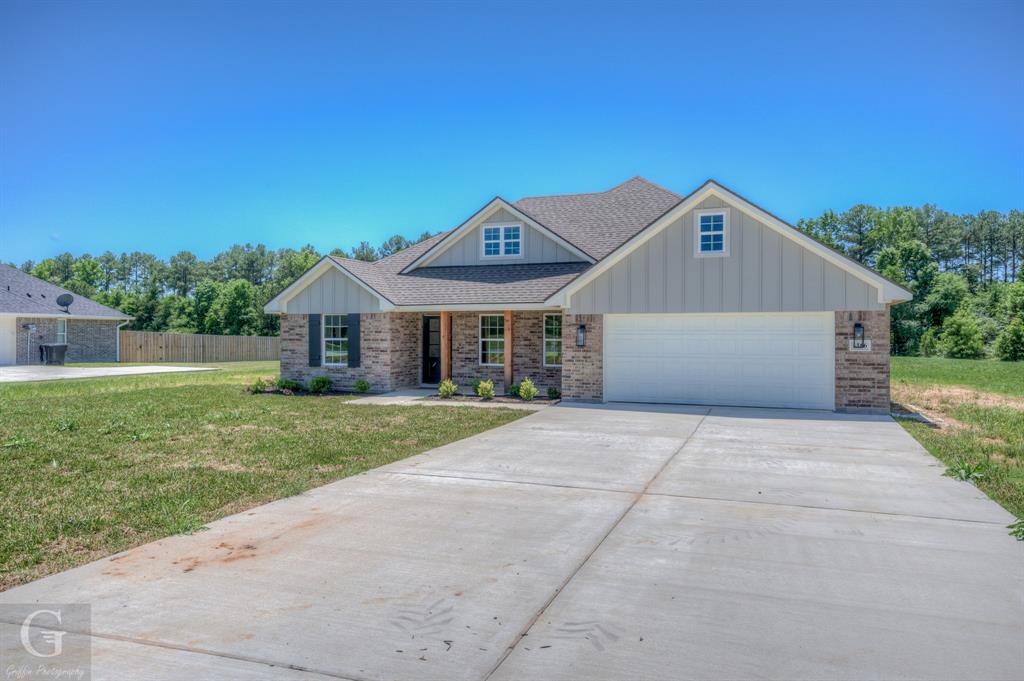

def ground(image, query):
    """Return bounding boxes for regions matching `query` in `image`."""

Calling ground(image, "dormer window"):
[694,209,729,257]
[482,224,522,258]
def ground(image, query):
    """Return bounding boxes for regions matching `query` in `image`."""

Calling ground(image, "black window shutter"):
[308,314,321,367]
[347,313,361,368]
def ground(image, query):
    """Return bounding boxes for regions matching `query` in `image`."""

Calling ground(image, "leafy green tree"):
[840,204,880,264]
[350,241,379,262]
[191,280,223,333]
[207,279,260,335]
[67,257,103,297]
[994,317,1024,361]
[377,235,412,258]
[918,327,940,357]
[166,251,203,296]
[939,305,986,359]
[797,210,844,250]
[921,272,969,327]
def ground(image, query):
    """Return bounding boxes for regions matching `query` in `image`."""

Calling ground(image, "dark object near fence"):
[40,343,69,365]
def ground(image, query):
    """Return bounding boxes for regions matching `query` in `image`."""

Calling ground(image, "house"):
[264,178,912,413]
[0,264,130,365]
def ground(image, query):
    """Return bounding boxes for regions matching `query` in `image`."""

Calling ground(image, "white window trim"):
[479,313,505,366]
[322,314,349,367]
[543,313,562,368]
[55,319,67,344]
[480,223,524,260]
[693,208,730,258]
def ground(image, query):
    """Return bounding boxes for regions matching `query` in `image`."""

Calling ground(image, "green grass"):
[0,362,526,589]
[892,357,1024,522]
[892,356,1024,398]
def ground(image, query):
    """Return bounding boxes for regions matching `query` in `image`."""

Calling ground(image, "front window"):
[480,315,505,365]
[543,314,562,367]
[482,224,521,258]
[695,210,728,256]
[55,319,67,344]
[323,315,348,366]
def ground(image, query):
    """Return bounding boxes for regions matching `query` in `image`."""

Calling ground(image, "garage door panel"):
[604,313,835,410]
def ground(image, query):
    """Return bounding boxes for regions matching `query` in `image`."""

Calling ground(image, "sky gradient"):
[1,0,1021,264]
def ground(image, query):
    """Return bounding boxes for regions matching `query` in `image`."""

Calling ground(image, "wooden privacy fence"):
[119,330,279,363]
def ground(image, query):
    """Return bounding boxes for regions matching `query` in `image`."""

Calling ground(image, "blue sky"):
[1,0,1021,264]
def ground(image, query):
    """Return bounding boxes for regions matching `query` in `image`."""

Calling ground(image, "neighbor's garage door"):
[603,313,835,409]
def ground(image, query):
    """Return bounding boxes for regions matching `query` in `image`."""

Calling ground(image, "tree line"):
[7,232,434,337]
[9,205,1024,360]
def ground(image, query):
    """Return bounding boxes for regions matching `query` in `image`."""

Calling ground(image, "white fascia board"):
[263,257,393,313]
[547,182,912,307]
[401,198,595,273]
[391,302,562,312]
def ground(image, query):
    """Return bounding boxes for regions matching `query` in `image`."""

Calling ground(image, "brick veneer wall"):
[15,317,120,364]
[834,308,891,414]
[280,312,420,392]
[561,313,603,401]
[449,311,562,394]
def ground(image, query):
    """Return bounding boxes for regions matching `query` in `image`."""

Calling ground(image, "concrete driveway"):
[0,364,216,382]
[1,404,1021,680]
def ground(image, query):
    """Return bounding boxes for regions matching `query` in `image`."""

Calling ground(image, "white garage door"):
[604,313,835,409]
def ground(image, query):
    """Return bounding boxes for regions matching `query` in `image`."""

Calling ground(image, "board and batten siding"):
[569,197,883,314]
[427,208,585,267]
[284,267,383,314]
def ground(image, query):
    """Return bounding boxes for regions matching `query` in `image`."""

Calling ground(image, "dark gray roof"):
[513,177,681,259]
[0,264,129,318]
[313,177,685,306]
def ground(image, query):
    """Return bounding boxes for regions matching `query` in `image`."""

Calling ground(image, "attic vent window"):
[694,209,729,257]
[481,224,522,258]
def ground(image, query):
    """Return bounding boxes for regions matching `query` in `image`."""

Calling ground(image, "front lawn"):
[0,362,526,590]
[892,357,1024,521]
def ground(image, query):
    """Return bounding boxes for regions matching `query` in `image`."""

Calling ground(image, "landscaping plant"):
[518,377,538,401]
[308,376,332,394]
[353,378,371,393]
[437,378,458,398]
[475,379,495,400]
[547,386,561,400]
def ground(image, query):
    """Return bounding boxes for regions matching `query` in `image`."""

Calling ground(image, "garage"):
[0,317,16,365]
[603,312,835,409]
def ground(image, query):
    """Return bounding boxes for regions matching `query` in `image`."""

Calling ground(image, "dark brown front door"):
[422,316,441,384]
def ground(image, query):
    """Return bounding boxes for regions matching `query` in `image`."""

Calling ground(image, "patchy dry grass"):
[892,358,1024,520]
[0,361,526,590]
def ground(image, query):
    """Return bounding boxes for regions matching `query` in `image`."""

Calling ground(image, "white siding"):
[284,268,383,314]
[427,208,585,267]
[569,197,883,314]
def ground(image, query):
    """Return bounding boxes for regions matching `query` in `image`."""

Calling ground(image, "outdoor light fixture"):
[853,322,865,349]
[576,323,587,347]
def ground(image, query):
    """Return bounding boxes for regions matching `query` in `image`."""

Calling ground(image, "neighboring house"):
[0,264,130,365]
[265,178,912,412]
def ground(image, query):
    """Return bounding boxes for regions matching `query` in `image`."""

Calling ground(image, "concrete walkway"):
[0,364,216,383]
[1,404,1021,680]
[350,388,549,410]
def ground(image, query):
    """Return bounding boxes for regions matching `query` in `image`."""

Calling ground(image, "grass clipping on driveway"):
[892,357,1024,520]
[0,362,526,591]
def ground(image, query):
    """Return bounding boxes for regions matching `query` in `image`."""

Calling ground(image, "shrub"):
[917,327,940,357]
[518,377,538,401]
[353,378,371,393]
[276,378,304,392]
[247,377,269,394]
[547,386,561,400]
[508,382,520,398]
[475,379,495,400]
[308,376,332,394]
[470,378,483,394]
[939,306,985,359]
[995,317,1024,361]
[437,378,458,398]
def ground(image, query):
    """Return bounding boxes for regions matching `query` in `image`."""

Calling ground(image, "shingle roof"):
[0,264,130,318]
[311,177,682,306]
[513,176,682,259]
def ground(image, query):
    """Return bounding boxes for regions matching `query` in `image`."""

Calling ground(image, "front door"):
[422,316,441,384]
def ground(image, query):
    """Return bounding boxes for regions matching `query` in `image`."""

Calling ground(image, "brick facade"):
[14,317,120,364]
[280,312,420,392]
[449,311,561,394]
[560,313,603,401]
[834,308,891,414]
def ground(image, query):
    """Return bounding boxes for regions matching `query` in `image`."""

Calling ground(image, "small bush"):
[518,377,538,401]
[353,378,371,393]
[508,382,520,398]
[308,376,332,394]
[939,306,985,359]
[943,459,988,482]
[247,378,269,394]
[470,378,483,394]
[918,327,939,357]
[547,386,561,400]
[437,378,458,398]
[475,379,495,400]
[276,378,304,392]
[995,317,1024,361]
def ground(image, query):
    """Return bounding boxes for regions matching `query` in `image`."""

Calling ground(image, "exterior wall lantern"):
[576,323,587,347]
[853,322,865,349]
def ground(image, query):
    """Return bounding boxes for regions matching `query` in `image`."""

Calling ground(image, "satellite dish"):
[56,293,74,311]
